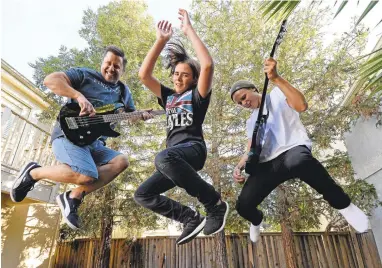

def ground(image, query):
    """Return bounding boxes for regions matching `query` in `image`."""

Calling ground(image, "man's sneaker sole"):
[56,194,79,230]
[211,202,230,235]
[10,162,38,202]
[177,218,206,245]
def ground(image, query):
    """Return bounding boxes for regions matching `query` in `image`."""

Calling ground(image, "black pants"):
[236,145,351,226]
[134,141,221,224]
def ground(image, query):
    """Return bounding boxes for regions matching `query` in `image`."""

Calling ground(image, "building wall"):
[1,60,60,268]
[1,60,49,122]
[345,114,382,255]
[1,194,61,268]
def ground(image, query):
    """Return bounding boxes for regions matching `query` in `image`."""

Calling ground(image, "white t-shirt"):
[246,87,312,163]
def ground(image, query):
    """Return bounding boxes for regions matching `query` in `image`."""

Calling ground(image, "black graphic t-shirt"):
[158,84,211,148]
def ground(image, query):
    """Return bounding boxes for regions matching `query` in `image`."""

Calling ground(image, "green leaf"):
[261,1,282,16]
[334,0,349,18]
[266,1,289,22]
[356,1,379,26]
[282,1,301,20]
[360,55,382,77]
[360,65,382,80]
[262,1,300,22]
[375,18,382,28]
[364,74,382,97]
[357,47,382,60]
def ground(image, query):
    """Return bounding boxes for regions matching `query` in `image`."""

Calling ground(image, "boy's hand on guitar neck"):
[75,93,96,117]
[264,58,279,82]
[141,109,155,121]
[127,109,155,123]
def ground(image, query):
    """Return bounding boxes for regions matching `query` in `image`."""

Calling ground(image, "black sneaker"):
[10,162,40,202]
[56,191,83,230]
[176,212,206,245]
[203,201,229,235]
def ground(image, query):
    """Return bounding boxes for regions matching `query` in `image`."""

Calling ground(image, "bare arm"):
[138,21,173,98]
[233,139,252,184]
[264,58,308,112]
[179,9,214,98]
[44,72,81,99]
[43,72,96,116]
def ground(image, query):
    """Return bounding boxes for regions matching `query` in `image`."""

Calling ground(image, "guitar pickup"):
[65,117,78,129]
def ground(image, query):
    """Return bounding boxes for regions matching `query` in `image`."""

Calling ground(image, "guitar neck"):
[103,110,165,123]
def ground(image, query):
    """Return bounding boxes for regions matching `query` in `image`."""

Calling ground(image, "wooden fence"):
[52,231,382,268]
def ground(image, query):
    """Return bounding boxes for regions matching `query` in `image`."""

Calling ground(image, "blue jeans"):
[134,141,221,223]
[52,137,121,179]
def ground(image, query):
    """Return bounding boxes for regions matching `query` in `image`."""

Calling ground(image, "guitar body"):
[59,103,120,146]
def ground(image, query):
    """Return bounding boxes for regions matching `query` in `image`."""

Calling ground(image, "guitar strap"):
[249,89,270,150]
[244,20,286,175]
[253,94,271,153]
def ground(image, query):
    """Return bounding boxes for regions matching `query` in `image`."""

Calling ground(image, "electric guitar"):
[245,20,287,175]
[59,103,165,146]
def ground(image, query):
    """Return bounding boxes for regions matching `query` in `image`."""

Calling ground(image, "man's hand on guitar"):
[76,93,96,116]
[233,165,246,184]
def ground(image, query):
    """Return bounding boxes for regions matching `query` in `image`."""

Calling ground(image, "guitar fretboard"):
[102,110,165,123]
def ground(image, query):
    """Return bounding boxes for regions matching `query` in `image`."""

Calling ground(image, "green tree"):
[29,1,167,267]
[164,1,381,266]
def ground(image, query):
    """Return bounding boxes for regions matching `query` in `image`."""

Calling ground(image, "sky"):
[1,0,381,83]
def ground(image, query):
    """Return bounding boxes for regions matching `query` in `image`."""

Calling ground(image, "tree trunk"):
[215,231,229,268]
[95,185,114,268]
[277,186,298,268]
[281,221,297,268]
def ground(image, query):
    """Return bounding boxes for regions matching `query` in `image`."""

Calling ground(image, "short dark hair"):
[164,42,201,89]
[103,45,127,71]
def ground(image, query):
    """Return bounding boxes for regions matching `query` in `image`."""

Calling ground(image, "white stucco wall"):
[344,114,382,256]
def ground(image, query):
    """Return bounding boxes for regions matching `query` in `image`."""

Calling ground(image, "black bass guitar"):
[245,20,287,175]
[59,103,165,146]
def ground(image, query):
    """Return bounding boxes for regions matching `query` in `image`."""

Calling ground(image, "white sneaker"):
[249,222,261,243]
[339,203,368,233]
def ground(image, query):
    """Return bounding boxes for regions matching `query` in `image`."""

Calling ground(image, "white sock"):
[338,203,368,233]
[249,222,262,243]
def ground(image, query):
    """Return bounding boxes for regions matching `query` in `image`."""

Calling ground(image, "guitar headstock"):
[275,20,287,46]
[270,20,287,57]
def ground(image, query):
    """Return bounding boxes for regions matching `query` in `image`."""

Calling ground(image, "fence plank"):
[242,235,249,268]
[339,235,352,268]
[247,237,254,268]
[366,232,382,268]
[315,235,328,268]
[293,236,303,268]
[322,234,337,268]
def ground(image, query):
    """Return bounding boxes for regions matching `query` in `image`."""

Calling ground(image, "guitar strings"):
[69,111,165,126]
